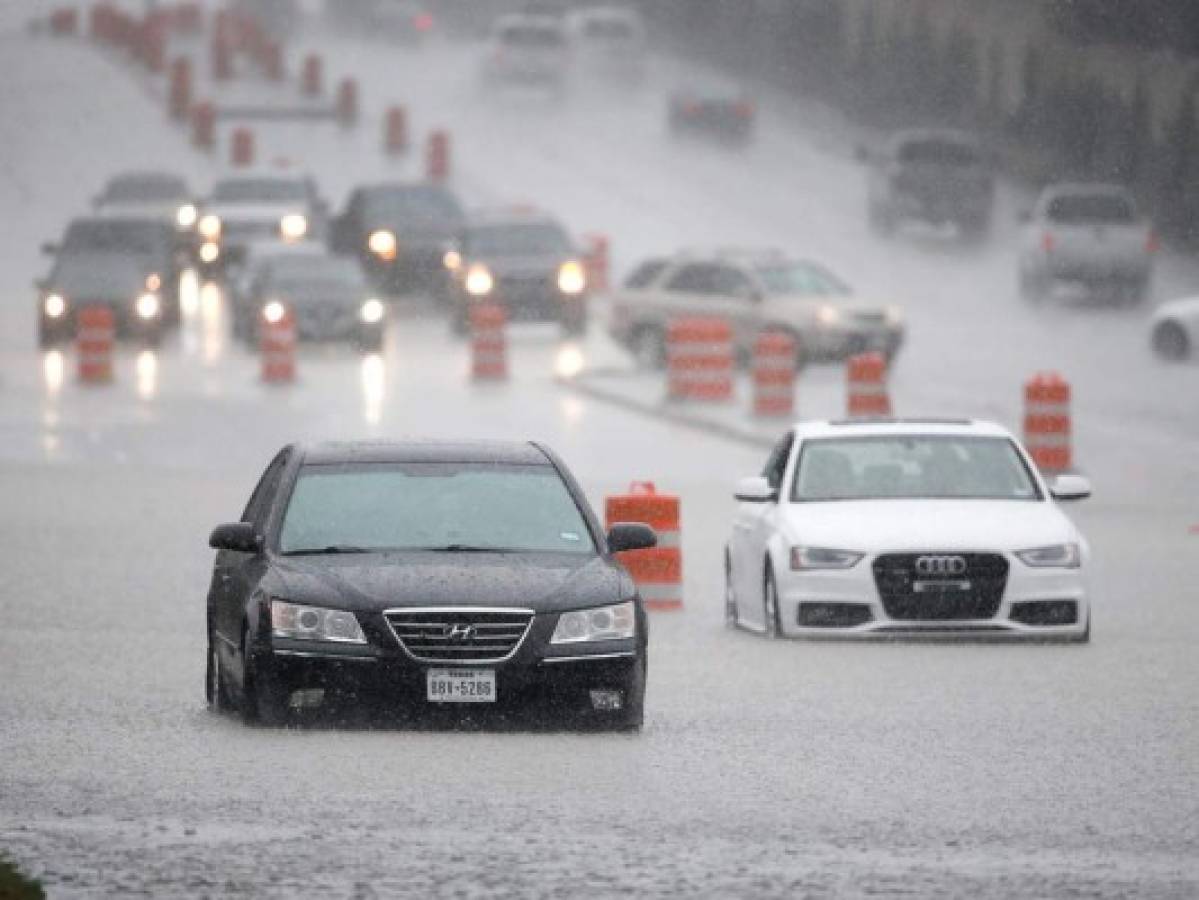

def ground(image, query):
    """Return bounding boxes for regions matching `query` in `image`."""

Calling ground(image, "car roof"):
[673,246,789,264]
[791,419,1014,441]
[299,439,553,466]
[468,206,558,227]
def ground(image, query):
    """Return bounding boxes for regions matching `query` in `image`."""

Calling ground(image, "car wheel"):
[724,552,740,629]
[206,631,233,713]
[1152,321,1190,361]
[240,629,288,727]
[631,326,666,370]
[763,566,782,639]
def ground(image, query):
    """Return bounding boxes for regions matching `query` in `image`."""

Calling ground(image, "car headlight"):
[198,214,221,240]
[360,298,385,324]
[443,249,462,271]
[135,292,161,320]
[557,259,586,295]
[176,203,198,229]
[280,213,308,241]
[271,599,366,644]
[145,272,162,292]
[199,241,220,264]
[815,305,840,327]
[368,229,397,260]
[790,547,864,570]
[1016,543,1080,568]
[44,293,67,318]
[551,601,635,644]
[262,300,286,324]
[465,263,494,297]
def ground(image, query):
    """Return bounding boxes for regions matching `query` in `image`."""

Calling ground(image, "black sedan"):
[206,440,655,729]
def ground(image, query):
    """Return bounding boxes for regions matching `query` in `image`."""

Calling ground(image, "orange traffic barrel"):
[77,306,115,385]
[138,16,166,72]
[336,78,358,127]
[426,129,450,182]
[752,330,797,417]
[230,127,255,167]
[260,306,296,384]
[49,8,79,35]
[1024,371,1072,474]
[470,302,507,381]
[211,30,233,81]
[262,41,283,81]
[584,234,609,293]
[667,317,733,402]
[846,351,891,418]
[191,100,215,150]
[384,105,408,155]
[605,482,682,611]
[301,53,322,97]
[168,57,192,120]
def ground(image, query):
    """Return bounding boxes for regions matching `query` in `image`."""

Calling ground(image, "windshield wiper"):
[415,544,519,553]
[282,545,374,556]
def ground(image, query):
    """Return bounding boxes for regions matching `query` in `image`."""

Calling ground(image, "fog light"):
[589,689,623,711]
[199,241,220,264]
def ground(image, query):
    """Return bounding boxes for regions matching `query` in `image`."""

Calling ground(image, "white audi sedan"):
[726,419,1092,641]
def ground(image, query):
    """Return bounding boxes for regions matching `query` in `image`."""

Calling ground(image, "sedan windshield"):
[212,179,308,204]
[279,462,596,554]
[63,220,167,254]
[755,261,850,296]
[269,256,362,285]
[1046,193,1136,224]
[364,187,463,223]
[468,222,571,257]
[103,175,187,202]
[792,435,1041,502]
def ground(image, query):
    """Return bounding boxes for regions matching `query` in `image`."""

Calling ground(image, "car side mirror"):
[607,522,657,553]
[41,242,59,255]
[209,522,263,552]
[734,475,777,503]
[1049,474,1091,502]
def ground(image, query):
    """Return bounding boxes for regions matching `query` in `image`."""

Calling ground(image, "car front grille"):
[384,608,534,663]
[872,552,1008,620]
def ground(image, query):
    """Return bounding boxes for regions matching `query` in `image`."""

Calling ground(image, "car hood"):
[778,499,1077,552]
[1154,295,1199,322]
[49,254,151,296]
[277,285,364,309]
[271,551,623,613]
[364,215,462,245]
[478,254,570,277]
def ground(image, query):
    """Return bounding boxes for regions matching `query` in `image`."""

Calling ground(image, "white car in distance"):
[726,419,1092,641]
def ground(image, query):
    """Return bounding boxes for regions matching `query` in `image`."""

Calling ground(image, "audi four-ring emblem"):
[915,555,967,577]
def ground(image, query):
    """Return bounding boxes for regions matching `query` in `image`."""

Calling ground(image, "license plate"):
[426,669,496,703]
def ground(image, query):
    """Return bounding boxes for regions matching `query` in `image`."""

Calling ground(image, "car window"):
[624,258,667,289]
[761,431,795,490]
[710,265,755,298]
[755,261,851,297]
[467,222,571,257]
[664,263,722,294]
[364,186,464,223]
[1045,194,1136,224]
[212,179,308,204]
[791,435,1042,502]
[278,462,596,554]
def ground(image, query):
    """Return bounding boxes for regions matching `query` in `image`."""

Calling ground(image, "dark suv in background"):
[861,128,995,240]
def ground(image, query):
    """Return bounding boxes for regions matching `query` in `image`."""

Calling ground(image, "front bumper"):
[775,553,1089,641]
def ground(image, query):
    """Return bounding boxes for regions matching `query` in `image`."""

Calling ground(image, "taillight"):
[413,12,433,32]
[1146,230,1160,253]
[1041,232,1055,254]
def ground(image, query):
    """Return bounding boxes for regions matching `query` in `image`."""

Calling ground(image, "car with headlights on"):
[667,82,755,145]
[205,440,655,728]
[725,419,1092,641]
[448,208,589,336]
[330,182,465,295]
[36,216,175,347]
[236,252,386,351]
[608,249,904,368]
[1149,295,1199,361]
[861,129,994,239]
[195,173,328,276]
[93,170,198,234]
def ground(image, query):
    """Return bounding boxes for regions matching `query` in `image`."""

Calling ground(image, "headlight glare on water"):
[551,601,635,644]
[271,599,367,643]
[198,214,221,240]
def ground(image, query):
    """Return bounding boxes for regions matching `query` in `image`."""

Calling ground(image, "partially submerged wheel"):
[1152,321,1189,361]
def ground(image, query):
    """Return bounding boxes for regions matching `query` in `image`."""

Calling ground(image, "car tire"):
[206,631,233,713]
[631,326,666,370]
[763,565,783,639]
[724,551,740,629]
[1152,320,1190,361]
[240,629,288,727]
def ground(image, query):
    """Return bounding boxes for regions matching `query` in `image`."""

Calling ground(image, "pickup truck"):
[1018,184,1156,304]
